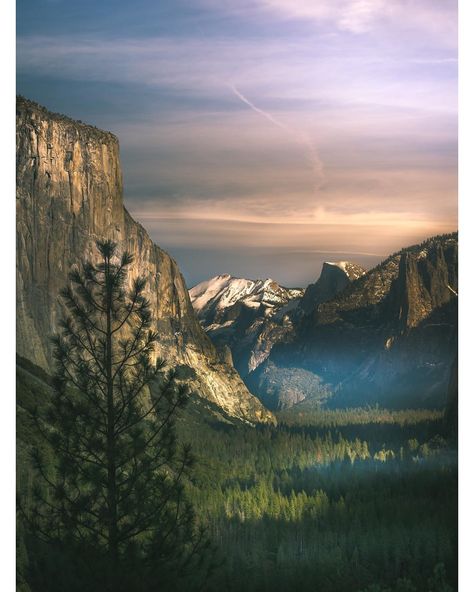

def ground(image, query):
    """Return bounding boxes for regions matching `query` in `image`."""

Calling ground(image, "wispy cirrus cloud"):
[201,0,457,42]
[257,0,389,33]
[16,34,457,112]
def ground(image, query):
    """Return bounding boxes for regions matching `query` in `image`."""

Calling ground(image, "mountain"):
[249,234,458,410]
[190,274,303,375]
[300,261,366,313]
[16,96,274,425]
[190,274,303,328]
[190,261,366,381]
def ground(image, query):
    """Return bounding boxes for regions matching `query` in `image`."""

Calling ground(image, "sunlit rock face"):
[16,96,275,425]
[300,261,366,314]
[250,235,458,410]
[190,274,304,376]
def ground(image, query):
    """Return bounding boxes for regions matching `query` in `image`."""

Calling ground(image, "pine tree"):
[23,240,211,592]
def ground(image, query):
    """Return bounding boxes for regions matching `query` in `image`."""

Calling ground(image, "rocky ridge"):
[190,274,303,330]
[250,234,458,410]
[16,96,274,425]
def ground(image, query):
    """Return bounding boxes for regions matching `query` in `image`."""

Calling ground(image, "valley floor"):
[17,361,457,591]
[179,403,457,592]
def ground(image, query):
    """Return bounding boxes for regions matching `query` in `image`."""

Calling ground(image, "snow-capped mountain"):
[189,262,367,379]
[189,275,304,375]
[190,274,303,330]
[190,237,457,413]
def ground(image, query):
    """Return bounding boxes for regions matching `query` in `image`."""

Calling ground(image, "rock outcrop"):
[300,261,366,314]
[16,96,275,425]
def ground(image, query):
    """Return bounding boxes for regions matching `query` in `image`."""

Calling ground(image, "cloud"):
[114,104,456,198]
[128,212,456,269]
[17,32,457,114]
[260,0,386,34]
[202,0,457,44]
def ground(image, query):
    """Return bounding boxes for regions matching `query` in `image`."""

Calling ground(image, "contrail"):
[229,84,325,190]
[230,84,290,133]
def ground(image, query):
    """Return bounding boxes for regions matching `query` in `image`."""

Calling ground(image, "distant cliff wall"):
[16,97,274,424]
[251,235,458,410]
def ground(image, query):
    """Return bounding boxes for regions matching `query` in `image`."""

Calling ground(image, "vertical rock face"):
[16,96,274,425]
[300,261,366,314]
[389,243,457,330]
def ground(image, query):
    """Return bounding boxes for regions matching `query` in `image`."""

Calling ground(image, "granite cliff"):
[300,261,366,314]
[16,96,274,425]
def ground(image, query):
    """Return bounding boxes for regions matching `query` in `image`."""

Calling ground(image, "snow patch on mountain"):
[190,275,304,327]
[325,261,366,279]
[326,261,349,271]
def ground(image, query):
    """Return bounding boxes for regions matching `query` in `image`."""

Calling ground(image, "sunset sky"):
[17,0,458,287]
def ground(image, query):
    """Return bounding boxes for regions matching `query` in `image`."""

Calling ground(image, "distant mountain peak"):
[189,275,304,375]
[301,260,366,313]
[190,275,303,325]
[251,233,458,411]
[325,260,349,268]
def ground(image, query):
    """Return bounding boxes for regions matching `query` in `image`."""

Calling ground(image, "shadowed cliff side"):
[16,96,274,425]
[250,234,458,410]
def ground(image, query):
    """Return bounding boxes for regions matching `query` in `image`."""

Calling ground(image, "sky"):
[16,0,458,287]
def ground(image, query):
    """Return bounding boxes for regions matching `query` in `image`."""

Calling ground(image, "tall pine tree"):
[23,240,211,592]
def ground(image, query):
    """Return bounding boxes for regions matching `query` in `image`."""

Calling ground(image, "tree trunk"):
[105,257,118,563]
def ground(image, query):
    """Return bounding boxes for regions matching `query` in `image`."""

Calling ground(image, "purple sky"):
[17,0,458,287]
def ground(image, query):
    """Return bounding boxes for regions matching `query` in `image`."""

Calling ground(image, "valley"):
[15,98,458,592]
[17,357,457,592]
